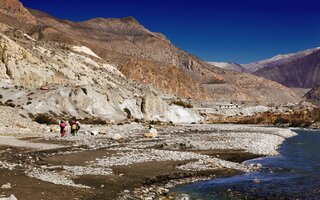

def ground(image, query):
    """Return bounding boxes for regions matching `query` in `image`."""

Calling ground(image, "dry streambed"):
[0,124,296,200]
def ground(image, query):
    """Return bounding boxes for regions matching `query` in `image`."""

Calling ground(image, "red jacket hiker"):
[59,120,67,137]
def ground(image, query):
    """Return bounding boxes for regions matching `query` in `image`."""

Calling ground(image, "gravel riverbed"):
[0,123,296,200]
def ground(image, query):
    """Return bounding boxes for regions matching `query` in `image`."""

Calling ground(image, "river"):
[172,129,320,199]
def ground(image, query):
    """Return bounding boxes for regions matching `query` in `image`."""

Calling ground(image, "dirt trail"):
[0,136,65,150]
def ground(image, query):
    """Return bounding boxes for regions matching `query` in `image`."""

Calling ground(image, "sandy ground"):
[0,124,296,200]
[0,136,64,150]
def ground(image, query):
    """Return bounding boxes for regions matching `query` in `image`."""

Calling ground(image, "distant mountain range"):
[251,48,320,89]
[209,47,320,107]
[243,48,320,74]
[210,47,320,89]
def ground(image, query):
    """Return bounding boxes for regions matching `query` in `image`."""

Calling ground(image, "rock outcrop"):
[304,85,320,107]
[0,21,200,123]
[0,0,37,26]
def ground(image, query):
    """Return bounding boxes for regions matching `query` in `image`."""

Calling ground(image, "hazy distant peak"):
[243,47,320,73]
[249,47,320,88]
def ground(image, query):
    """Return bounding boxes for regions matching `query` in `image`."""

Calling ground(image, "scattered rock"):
[1,183,12,189]
[142,189,149,194]
[249,163,263,170]
[90,131,99,136]
[253,178,262,183]
[255,163,262,168]
[50,126,57,132]
[177,194,191,200]
[0,194,17,200]
[40,86,49,90]
[112,133,123,140]
[144,128,158,138]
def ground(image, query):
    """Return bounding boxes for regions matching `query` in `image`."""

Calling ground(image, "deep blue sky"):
[20,0,320,63]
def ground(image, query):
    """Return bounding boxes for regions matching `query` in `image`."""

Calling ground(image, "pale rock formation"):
[0,24,200,123]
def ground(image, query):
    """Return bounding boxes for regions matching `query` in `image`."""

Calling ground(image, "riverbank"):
[170,129,320,199]
[0,124,296,200]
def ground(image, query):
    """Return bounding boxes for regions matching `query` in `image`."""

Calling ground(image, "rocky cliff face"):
[0,0,37,26]
[0,21,200,123]
[304,85,320,107]
[25,6,300,105]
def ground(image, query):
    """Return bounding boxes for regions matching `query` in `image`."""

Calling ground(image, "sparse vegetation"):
[290,120,312,128]
[149,120,163,125]
[78,117,107,125]
[274,117,290,125]
[205,78,227,84]
[172,101,193,108]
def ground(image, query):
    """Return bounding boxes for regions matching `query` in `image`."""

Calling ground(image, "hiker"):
[69,116,80,136]
[59,120,67,137]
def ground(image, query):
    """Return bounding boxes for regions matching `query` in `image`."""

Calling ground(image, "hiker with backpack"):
[59,120,67,137]
[69,116,80,136]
